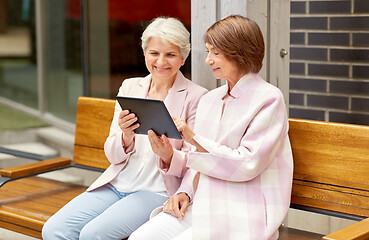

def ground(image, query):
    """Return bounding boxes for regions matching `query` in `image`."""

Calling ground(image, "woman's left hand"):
[148,130,173,166]
[163,192,190,220]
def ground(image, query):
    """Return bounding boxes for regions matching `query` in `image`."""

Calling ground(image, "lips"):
[212,67,220,72]
[155,66,170,72]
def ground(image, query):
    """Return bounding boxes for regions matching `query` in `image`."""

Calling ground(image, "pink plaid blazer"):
[87,71,208,195]
[177,73,294,240]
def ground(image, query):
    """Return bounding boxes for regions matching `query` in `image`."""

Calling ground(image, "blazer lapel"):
[164,71,187,118]
[136,75,152,98]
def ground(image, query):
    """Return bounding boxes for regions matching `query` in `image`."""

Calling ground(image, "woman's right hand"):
[118,110,139,146]
[163,192,190,220]
[172,117,208,153]
[172,117,195,143]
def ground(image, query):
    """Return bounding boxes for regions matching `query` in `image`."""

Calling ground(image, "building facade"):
[290,0,369,125]
[0,0,367,129]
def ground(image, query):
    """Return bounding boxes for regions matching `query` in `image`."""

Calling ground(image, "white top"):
[110,125,168,197]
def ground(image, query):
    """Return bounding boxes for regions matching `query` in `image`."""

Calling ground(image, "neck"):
[227,72,246,92]
[148,77,175,100]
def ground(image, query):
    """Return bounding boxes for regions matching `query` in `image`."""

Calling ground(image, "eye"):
[167,53,177,57]
[149,51,158,55]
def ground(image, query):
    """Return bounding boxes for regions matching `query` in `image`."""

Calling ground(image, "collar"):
[219,73,257,99]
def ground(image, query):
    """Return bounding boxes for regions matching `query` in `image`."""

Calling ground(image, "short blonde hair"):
[204,15,265,73]
[141,17,190,60]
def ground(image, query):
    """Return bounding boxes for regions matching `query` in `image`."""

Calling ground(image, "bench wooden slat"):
[0,157,71,178]
[290,119,369,191]
[0,220,41,239]
[73,145,110,169]
[292,180,369,218]
[73,96,115,168]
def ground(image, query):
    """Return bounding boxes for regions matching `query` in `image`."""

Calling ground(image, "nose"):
[157,54,166,65]
[205,54,213,65]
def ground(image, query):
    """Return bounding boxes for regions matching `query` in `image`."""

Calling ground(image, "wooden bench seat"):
[0,177,86,238]
[0,96,368,239]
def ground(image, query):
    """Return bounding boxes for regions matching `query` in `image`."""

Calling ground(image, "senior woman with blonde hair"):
[129,15,293,240]
[42,17,207,240]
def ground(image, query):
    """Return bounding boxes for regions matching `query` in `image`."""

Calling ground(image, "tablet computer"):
[116,96,182,139]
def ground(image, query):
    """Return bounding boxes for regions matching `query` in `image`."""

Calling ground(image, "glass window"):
[44,0,83,122]
[0,0,38,109]
[88,0,191,99]
[0,0,191,125]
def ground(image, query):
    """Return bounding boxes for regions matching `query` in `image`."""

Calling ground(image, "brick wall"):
[289,0,369,125]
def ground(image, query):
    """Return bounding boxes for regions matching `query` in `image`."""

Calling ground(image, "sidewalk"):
[0,229,38,240]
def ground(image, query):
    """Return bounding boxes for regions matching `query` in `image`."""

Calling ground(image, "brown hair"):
[204,15,265,74]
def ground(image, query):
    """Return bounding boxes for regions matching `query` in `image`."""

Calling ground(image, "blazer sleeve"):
[104,81,136,165]
[175,167,197,200]
[187,91,289,182]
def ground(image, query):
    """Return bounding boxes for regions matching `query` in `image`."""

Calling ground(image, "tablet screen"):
[116,96,182,139]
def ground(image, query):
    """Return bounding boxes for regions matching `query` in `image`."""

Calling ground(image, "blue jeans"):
[42,184,168,240]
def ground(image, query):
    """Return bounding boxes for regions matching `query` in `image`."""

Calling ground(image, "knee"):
[79,227,101,240]
[79,224,118,240]
[41,219,53,239]
[42,217,65,239]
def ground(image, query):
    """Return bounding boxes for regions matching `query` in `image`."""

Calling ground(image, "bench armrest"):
[323,218,369,240]
[0,157,71,178]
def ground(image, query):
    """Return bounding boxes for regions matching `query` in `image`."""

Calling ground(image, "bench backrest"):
[289,118,369,219]
[73,96,115,169]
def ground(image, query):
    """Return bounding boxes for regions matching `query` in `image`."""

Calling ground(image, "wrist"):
[178,192,190,200]
[163,152,173,163]
[178,192,191,202]
[162,150,173,166]
[122,133,133,147]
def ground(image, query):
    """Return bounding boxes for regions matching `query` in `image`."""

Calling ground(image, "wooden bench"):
[0,96,368,239]
[279,118,369,240]
[0,96,114,238]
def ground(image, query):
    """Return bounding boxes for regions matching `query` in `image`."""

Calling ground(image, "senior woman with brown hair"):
[129,15,293,240]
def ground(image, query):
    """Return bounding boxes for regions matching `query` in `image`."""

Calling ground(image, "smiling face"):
[144,37,184,83]
[205,43,245,88]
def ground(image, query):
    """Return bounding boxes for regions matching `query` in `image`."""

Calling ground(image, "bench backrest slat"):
[73,96,115,169]
[289,118,369,218]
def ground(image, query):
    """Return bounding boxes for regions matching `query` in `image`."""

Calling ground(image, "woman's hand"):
[163,192,190,220]
[172,117,207,152]
[118,110,139,146]
[148,130,173,166]
[172,117,195,143]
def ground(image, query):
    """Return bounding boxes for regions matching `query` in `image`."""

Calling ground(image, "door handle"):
[280,49,288,58]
